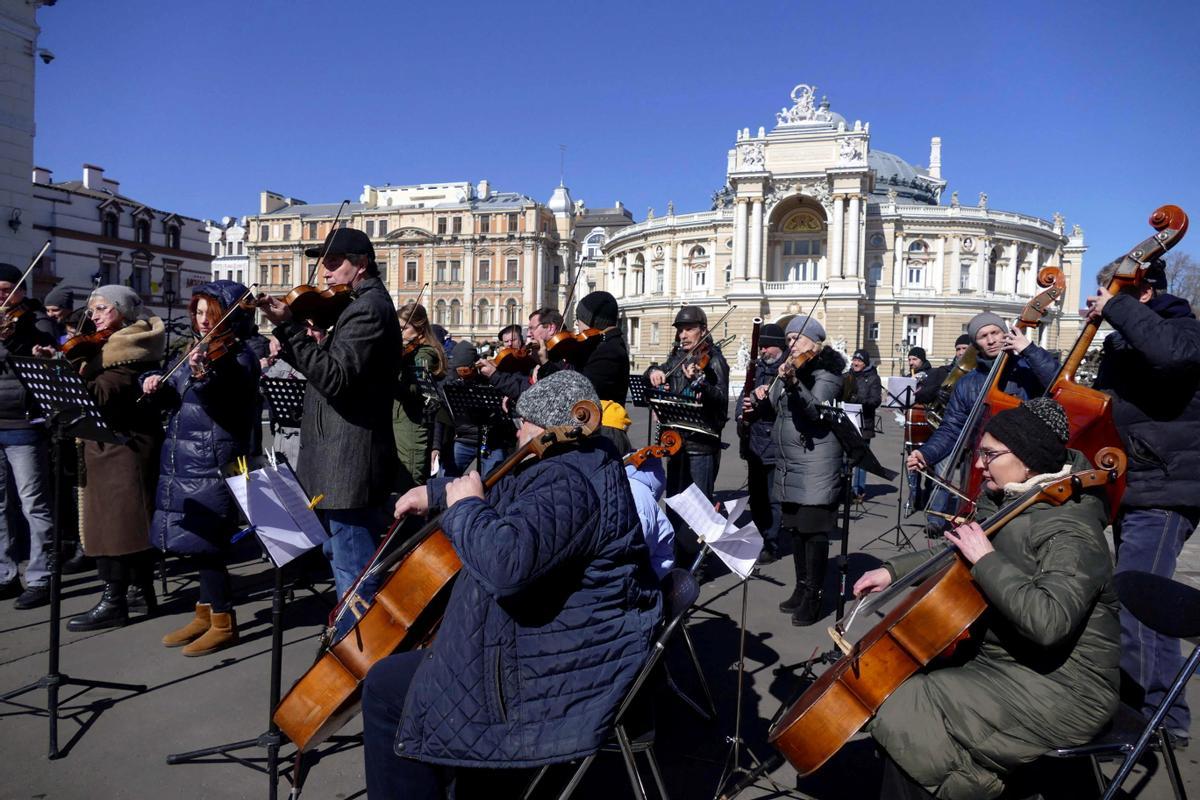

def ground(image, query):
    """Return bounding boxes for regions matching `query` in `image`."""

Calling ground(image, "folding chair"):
[1044,570,1197,800]
[522,567,701,800]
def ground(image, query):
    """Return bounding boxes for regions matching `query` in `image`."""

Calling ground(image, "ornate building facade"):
[597,84,1086,378]
[243,180,577,339]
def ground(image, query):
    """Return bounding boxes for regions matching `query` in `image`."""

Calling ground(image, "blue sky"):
[32,0,1200,288]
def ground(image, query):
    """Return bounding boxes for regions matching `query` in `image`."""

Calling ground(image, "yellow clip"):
[237,455,248,477]
[307,493,324,510]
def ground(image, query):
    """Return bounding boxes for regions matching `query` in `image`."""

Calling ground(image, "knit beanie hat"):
[448,341,478,369]
[516,370,600,429]
[0,263,22,284]
[89,284,145,320]
[758,323,786,349]
[785,315,826,343]
[576,291,619,329]
[982,397,1070,475]
[967,311,1006,343]
[44,285,75,309]
[852,348,871,365]
[908,346,927,361]
[955,333,972,347]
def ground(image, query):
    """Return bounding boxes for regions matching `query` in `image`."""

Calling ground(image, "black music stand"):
[863,384,920,551]
[648,393,716,440]
[0,356,146,759]
[261,377,305,435]
[166,456,326,800]
[441,380,507,473]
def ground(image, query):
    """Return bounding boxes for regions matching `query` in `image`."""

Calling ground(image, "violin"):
[189,328,238,379]
[273,399,603,751]
[1045,204,1188,517]
[768,447,1126,777]
[261,283,353,330]
[543,326,604,362]
[0,306,28,340]
[59,327,116,365]
[491,340,540,373]
[624,429,682,467]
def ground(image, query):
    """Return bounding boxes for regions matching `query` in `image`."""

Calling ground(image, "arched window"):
[908,240,928,253]
[505,298,518,324]
[435,299,447,325]
[450,299,462,326]
[633,255,645,295]
[477,298,490,327]
[585,233,605,259]
[987,247,1001,293]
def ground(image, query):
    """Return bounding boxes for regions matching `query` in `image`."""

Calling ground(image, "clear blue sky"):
[32,0,1200,288]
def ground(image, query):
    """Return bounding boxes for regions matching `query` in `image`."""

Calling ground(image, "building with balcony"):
[29,164,213,318]
[597,83,1086,377]
[243,179,577,339]
[207,215,248,286]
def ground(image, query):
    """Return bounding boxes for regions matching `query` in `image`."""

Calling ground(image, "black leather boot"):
[126,582,158,616]
[792,534,830,626]
[791,581,822,626]
[67,582,128,632]
[779,531,806,613]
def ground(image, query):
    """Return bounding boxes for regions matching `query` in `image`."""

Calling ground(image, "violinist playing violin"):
[258,227,402,611]
[855,399,1119,800]
[363,371,660,799]
[140,280,261,655]
[646,305,729,570]
[393,302,446,492]
[1088,257,1200,749]
[767,316,844,626]
[0,263,57,607]
[554,291,635,452]
[906,311,1059,479]
[474,323,535,401]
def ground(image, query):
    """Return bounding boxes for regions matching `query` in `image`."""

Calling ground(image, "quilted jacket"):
[769,347,845,506]
[395,439,662,768]
[148,281,261,555]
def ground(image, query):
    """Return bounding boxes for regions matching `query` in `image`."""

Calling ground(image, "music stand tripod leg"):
[862,388,921,551]
[0,411,146,759]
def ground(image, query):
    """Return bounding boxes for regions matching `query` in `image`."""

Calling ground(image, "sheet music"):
[224,465,328,567]
[841,402,864,433]
[883,376,918,409]
[664,484,762,579]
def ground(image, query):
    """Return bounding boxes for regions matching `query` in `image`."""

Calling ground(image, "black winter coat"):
[0,298,55,429]
[396,439,661,767]
[736,352,784,463]
[576,329,630,403]
[647,343,730,454]
[915,362,952,405]
[274,275,401,509]
[842,364,882,439]
[1094,292,1200,509]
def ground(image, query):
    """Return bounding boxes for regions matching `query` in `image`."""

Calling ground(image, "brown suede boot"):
[162,603,212,647]
[181,609,238,657]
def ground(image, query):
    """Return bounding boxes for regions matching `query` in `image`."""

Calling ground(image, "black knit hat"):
[0,263,21,284]
[759,323,785,349]
[908,346,927,361]
[983,397,1070,475]
[955,334,972,347]
[852,348,870,365]
[576,291,619,328]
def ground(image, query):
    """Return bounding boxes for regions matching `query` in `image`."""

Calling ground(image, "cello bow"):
[768,447,1126,778]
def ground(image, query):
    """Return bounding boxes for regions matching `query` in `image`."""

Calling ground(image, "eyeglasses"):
[977,448,1013,466]
[89,304,113,315]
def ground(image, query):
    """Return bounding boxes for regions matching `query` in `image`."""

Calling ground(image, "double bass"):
[1044,204,1188,515]
[768,448,1126,776]
[273,399,602,751]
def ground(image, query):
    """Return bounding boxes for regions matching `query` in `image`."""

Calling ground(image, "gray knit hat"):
[44,285,75,310]
[89,284,144,320]
[516,370,600,429]
[967,311,1006,343]
[785,315,826,343]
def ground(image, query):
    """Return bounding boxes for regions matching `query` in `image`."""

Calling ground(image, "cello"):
[768,447,1127,776]
[273,399,602,751]
[1044,204,1188,515]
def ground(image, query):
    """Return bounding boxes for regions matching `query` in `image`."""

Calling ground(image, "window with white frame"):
[436,260,446,282]
[655,267,664,293]
[907,263,924,286]
[782,239,822,282]
[435,299,447,324]
[868,322,880,341]
[960,262,973,291]
[505,299,518,324]
[650,321,660,345]
[477,298,489,326]
[406,260,418,283]
[450,300,461,326]
[868,259,883,286]
[506,258,519,282]
[585,233,604,259]
[450,260,461,282]
[628,317,640,350]
[478,259,491,282]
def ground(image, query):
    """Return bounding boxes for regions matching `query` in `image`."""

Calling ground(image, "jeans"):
[321,506,385,610]
[1113,506,1198,735]
[745,454,780,551]
[363,650,533,799]
[0,427,54,586]
[665,448,720,564]
[443,440,507,480]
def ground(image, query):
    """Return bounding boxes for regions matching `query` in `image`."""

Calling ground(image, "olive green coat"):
[871,450,1120,799]
[392,344,439,492]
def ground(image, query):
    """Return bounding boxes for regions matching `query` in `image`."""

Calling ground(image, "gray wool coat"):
[274,276,401,509]
[768,347,845,506]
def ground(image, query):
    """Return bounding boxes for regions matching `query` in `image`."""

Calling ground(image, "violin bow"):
[153,284,259,388]
[763,281,829,396]
[0,240,52,313]
[399,282,430,330]
[305,200,351,286]
[661,304,739,379]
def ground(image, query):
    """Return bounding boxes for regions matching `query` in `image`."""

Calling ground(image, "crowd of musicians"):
[0,220,1196,799]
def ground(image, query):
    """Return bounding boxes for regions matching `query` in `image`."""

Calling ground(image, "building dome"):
[868,150,940,205]
[547,183,574,215]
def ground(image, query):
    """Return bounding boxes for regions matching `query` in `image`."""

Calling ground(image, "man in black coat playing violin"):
[1089,257,1200,748]
[259,228,401,613]
[647,305,730,568]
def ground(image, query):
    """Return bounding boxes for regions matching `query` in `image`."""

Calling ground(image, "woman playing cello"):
[856,398,1119,799]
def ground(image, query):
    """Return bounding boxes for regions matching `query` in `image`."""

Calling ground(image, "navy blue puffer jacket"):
[395,439,662,768]
[149,281,261,555]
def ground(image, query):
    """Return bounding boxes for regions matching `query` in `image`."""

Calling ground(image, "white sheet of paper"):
[841,402,863,433]
[664,484,763,580]
[884,376,918,409]
[224,468,327,567]
[264,463,329,547]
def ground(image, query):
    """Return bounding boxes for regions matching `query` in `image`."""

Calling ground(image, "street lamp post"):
[163,287,177,368]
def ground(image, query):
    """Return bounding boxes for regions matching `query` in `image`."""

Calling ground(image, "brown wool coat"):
[78,317,165,558]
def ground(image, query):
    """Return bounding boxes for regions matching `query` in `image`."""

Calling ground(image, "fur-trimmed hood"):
[89,316,166,372]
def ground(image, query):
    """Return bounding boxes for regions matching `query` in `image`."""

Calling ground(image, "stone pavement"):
[0,407,1196,799]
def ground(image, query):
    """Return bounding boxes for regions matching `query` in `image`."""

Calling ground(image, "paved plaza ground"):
[0,407,1197,799]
